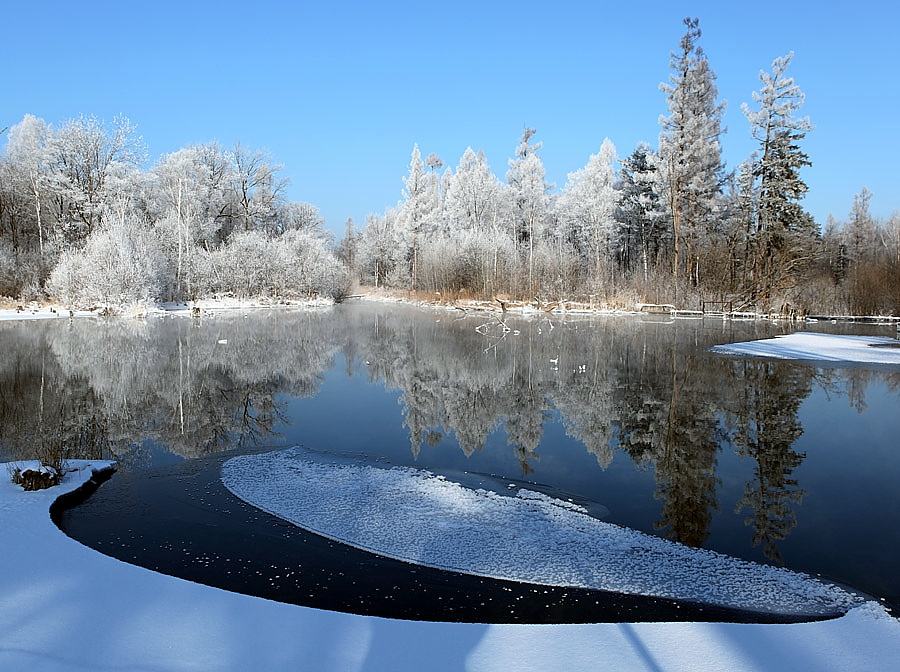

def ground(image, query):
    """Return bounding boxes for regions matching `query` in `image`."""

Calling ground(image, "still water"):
[2,304,898,618]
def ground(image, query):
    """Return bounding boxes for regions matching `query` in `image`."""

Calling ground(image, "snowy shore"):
[3,460,900,671]
[0,297,334,322]
[352,290,900,323]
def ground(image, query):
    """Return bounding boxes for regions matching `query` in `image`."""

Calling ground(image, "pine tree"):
[742,52,813,301]
[615,143,666,283]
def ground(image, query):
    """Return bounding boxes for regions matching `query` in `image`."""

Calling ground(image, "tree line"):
[1,18,897,313]
[347,19,899,314]
[0,116,347,306]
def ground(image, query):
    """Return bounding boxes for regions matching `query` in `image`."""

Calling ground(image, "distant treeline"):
[1,18,897,313]
[345,19,899,314]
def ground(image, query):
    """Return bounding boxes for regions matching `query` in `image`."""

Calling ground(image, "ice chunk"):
[222,447,861,616]
[711,332,900,365]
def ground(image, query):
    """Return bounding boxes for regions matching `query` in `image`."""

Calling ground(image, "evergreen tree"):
[615,143,666,282]
[742,52,814,301]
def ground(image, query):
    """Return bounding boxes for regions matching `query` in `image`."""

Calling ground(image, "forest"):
[1,19,897,314]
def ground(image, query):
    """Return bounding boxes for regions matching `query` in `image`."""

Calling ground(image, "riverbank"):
[2,460,900,671]
[351,287,900,324]
[0,297,335,322]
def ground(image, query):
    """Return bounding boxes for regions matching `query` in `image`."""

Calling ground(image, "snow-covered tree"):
[50,115,145,244]
[507,128,550,292]
[5,115,53,258]
[399,144,431,289]
[741,52,814,300]
[659,18,725,295]
[558,138,618,281]
[615,144,667,283]
[444,147,500,233]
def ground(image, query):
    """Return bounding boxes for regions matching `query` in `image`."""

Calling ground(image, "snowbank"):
[3,458,900,671]
[158,296,334,316]
[711,332,900,365]
[0,305,96,321]
[222,448,856,617]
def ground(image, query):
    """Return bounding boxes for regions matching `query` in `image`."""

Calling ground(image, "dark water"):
[2,304,899,617]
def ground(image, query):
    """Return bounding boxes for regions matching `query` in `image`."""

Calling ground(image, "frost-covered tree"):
[47,199,168,306]
[557,139,618,282]
[399,144,431,289]
[358,210,405,287]
[742,52,814,301]
[615,144,667,282]
[5,115,53,258]
[444,147,500,233]
[231,144,285,236]
[845,187,877,265]
[50,115,145,244]
[659,18,725,295]
[507,128,550,292]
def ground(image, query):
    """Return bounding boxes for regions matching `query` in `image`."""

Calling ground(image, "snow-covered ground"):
[0,305,96,321]
[222,448,854,616]
[0,297,334,322]
[3,459,900,672]
[712,332,900,365]
[158,296,334,315]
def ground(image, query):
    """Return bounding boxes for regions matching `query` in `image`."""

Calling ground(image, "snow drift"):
[221,447,861,617]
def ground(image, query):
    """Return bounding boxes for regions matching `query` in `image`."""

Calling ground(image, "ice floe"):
[711,332,900,365]
[222,447,861,616]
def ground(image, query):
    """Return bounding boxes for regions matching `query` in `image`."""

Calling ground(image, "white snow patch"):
[712,332,900,365]
[222,447,857,617]
[0,306,95,321]
[2,458,900,671]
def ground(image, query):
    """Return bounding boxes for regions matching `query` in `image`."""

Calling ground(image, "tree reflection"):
[1,306,894,558]
[729,361,809,562]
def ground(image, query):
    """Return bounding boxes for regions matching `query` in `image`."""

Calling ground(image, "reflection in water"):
[2,306,899,570]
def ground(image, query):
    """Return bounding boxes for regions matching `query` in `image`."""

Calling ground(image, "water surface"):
[2,304,898,616]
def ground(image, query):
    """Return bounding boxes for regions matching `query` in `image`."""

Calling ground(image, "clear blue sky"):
[3,1,898,233]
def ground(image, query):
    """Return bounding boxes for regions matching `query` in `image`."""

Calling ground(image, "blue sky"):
[3,1,898,233]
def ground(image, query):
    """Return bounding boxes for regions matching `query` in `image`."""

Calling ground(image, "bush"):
[47,216,168,307]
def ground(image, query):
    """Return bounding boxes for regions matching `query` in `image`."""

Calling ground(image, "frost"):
[222,447,861,616]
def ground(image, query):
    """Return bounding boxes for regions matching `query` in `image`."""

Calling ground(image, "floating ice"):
[222,447,861,616]
[711,332,900,365]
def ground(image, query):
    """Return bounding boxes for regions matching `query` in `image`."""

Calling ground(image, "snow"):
[158,297,334,315]
[0,298,333,322]
[0,306,96,321]
[711,332,900,365]
[2,458,900,671]
[222,448,857,617]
